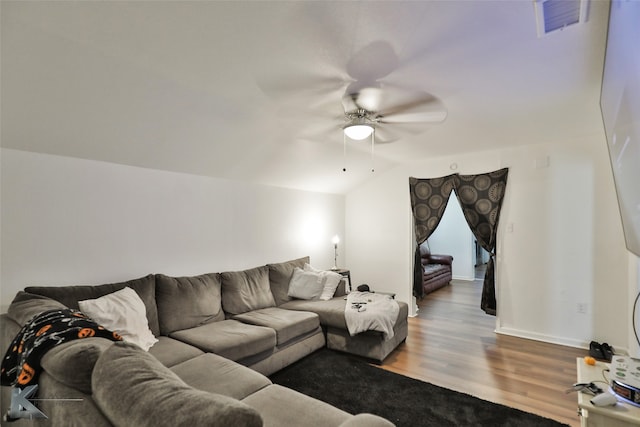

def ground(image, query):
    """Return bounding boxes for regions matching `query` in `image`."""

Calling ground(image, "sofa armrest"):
[339,413,395,427]
[41,338,114,394]
[93,341,263,427]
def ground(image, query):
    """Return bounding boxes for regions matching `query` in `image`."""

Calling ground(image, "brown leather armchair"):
[419,245,453,295]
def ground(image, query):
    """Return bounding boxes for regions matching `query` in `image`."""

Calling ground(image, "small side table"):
[576,357,640,427]
[331,268,352,292]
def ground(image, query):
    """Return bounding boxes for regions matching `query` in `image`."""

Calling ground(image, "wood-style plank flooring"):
[379,271,587,426]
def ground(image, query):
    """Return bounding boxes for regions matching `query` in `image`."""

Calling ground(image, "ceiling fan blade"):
[256,71,348,103]
[372,127,400,144]
[346,40,399,82]
[378,110,447,124]
[296,122,344,141]
[374,121,435,143]
[341,93,359,114]
[377,90,441,114]
[375,87,447,123]
[274,104,345,141]
[354,87,382,112]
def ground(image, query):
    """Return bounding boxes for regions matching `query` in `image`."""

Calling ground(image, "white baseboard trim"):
[496,327,631,356]
[452,275,475,281]
[495,326,588,350]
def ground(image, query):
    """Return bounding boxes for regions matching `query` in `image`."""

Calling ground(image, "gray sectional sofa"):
[0,256,407,426]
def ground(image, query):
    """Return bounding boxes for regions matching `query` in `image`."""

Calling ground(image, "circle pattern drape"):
[409,168,509,315]
[409,174,457,244]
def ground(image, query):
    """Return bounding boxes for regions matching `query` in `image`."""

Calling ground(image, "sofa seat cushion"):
[232,307,320,345]
[92,341,262,427]
[280,297,348,329]
[242,384,350,427]
[169,320,276,362]
[170,353,271,400]
[422,264,451,281]
[148,336,204,368]
[155,273,225,335]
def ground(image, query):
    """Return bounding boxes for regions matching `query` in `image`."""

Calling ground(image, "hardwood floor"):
[379,274,588,426]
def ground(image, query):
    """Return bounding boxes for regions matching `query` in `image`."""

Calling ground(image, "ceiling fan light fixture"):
[344,124,374,140]
[343,114,374,140]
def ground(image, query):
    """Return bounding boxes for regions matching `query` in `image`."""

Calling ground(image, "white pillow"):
[79,287,158,351]
[288,267,325,300]
[303,263,342,300]
[319,270,342,300]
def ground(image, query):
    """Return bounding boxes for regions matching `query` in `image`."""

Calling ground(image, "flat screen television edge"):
[600,0,640,358]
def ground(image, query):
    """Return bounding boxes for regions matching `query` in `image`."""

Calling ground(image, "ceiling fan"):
[340,82,447,142]
[257,40,447,146]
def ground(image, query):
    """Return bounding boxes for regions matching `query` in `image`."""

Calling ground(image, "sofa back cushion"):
[267,256,309,306]
[155,273,225,335]
[92,341,263,427]
[25,274,160,337]
[7,291,67,326]
[221,266,275,315]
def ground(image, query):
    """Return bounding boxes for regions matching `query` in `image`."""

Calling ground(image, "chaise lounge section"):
[1,256,406,426]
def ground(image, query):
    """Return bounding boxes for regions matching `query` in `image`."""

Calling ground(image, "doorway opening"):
[409,168,508,316]
[425,193,489,282]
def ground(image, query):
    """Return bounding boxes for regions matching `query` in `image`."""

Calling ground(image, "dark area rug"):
[270,348,569,427]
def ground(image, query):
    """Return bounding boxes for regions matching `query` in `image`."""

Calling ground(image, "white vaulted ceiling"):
[1,1,610,194]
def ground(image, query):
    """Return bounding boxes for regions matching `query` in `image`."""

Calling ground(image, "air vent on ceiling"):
[534,0,588,37]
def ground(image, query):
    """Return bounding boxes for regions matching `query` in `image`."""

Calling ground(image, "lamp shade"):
[332,235,340,245]
[343,124,373,140]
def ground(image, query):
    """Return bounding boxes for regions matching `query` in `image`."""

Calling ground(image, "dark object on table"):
[589,341,615,362]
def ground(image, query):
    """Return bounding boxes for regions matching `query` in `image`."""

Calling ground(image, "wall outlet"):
[577,303,588,314]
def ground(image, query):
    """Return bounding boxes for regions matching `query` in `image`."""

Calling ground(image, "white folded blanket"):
[345,291,399,340]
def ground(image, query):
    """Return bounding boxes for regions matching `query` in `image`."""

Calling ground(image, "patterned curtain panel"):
[453,168,509,315]
[409,175,457,244]
[409,174,456,297]
[408,168,509,314]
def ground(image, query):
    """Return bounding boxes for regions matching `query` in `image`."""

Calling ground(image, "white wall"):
[346,130,632,352]
[0,148,345,312]
[428,193,475,281]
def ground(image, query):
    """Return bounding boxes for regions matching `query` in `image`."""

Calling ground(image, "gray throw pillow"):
[92,341,262,427]
[155,273,225,335]
[220,266,275,315]
[267,256,309,306]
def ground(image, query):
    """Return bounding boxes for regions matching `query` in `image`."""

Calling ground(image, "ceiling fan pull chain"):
[371,129,375,172]
[343,133,347,172]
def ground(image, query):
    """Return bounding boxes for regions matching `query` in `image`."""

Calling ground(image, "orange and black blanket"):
[1,309,122,387]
